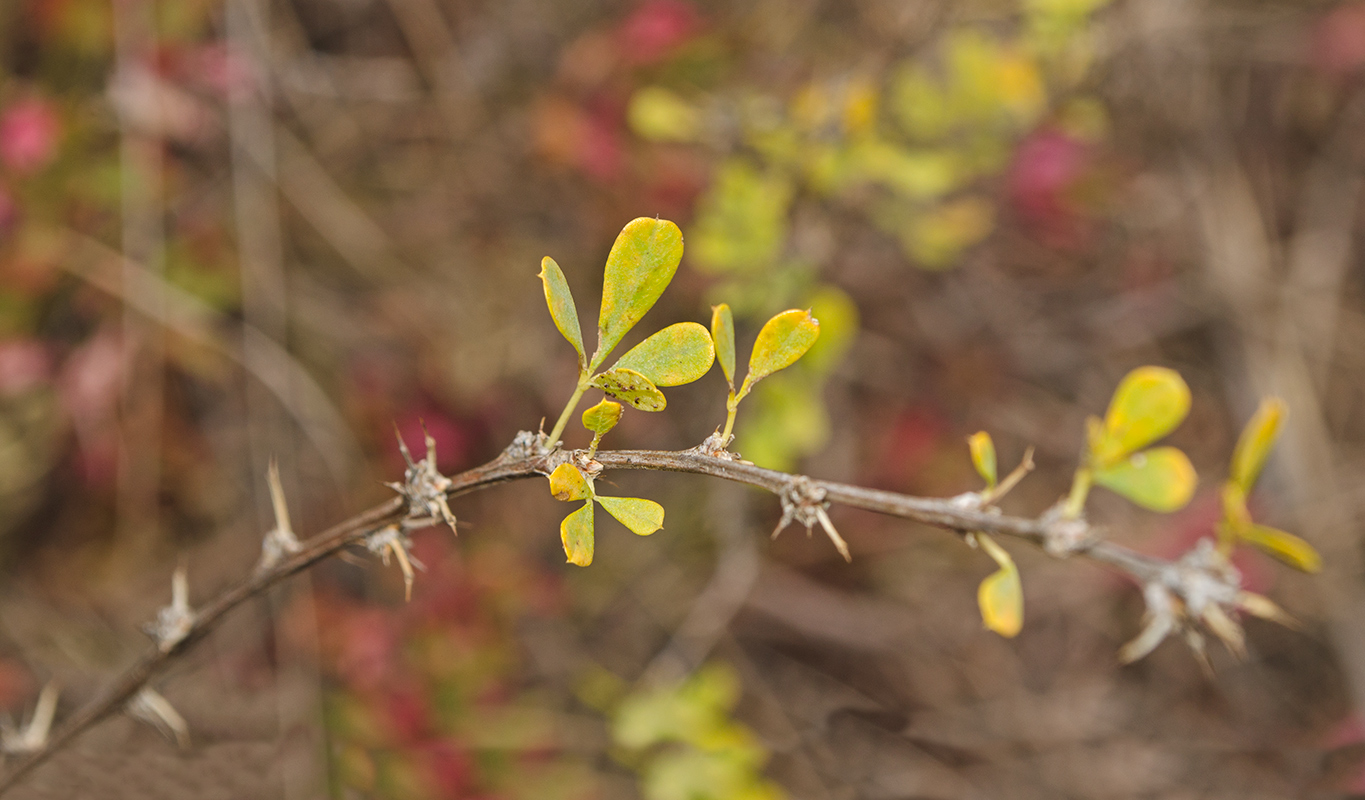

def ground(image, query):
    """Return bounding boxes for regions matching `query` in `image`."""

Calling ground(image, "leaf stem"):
[721,392,739,444]
[548,375,591,447]
[1062,467,1092,519]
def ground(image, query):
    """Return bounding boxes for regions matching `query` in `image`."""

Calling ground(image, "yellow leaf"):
[613,322,715,387]
[1230,397,1286,493]
[590,367,667,412]
[1092,446,1196,512]
[560,502,595,566]
[549,463,592,502]
[1239,523,1321,573]
[595,495,664,536]
[739,309,819,400]
[976,534,1023,637]
[968,431,997,488]
[582,399,623,436]
[711,304,736,390]
[538,256,585,367]
[594,218,684,369]
[1092,366,1191,466]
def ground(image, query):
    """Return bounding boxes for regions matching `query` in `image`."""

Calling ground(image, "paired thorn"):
[144,563,196,653]
[1,681,59,755]
[126,688,190,750]
[257,458,303,572]
[771,476,851,562]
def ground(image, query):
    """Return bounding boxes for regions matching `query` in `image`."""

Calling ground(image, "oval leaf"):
[560,501,595,566]
[1230,397,1286,492]
[613,322,715,387]
[968,431,997,488]
[976,534,1022,638]
[1240,523,1321,573]
[711,304,736,390]
[590,367,667,411]
[594,218,684,368]
[539,256,585,367]
[595,495,664,536]
[582,399,623,436]
[1093,367,1191,465]
[741,309,820,397]
[549,462,592,502]
[1092,446,1197,512]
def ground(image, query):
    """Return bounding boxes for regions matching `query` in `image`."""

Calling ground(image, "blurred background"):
[1,0,1364,797]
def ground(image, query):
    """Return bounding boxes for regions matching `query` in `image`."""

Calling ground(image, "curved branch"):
[0,436,1165,795]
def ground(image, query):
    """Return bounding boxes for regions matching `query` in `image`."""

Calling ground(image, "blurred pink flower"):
[619,0,700,65]
[0,339,52,395]
[1007,128,1090,249]
[58,328,126,487]
[0,98,61,174]
[1312,3,1365,76]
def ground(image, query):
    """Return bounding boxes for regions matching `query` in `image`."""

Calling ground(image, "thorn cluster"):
[144,565,196,653]
[1120,538,1296,670]
[366,525,425,602]
[0,683,58,756]
[386,424,457,535]
[772,475,850,562]
[257,459,302,572]
[126,688,189,750]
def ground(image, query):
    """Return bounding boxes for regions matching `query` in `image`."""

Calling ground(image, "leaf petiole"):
[548,373,592,447]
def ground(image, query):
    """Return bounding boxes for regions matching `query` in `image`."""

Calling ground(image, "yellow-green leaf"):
[968,431,997,488]
[613,322,715,387]
[711,304,736,389]
[628,86,701,142]
[590,367,667,412]
[549,462,592,502]
[1239,523,1321,573]
[1230,397,1286,493]
[740,309,820,398]
[800,285,859,376]
[582,399,623,436]
[538,256,585,367]
[594,218,684,369]
[1092,446,1196,512]
[976,534,1023,637]
[561,501,595,566]
[1092,366,1191,466]
[596,495,664,536]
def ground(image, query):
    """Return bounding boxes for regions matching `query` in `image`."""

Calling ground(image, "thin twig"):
[0,437,1167,794]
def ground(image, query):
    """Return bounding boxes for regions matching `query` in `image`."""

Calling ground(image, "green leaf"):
[1092,446,1196,512]
[594,218,684,369]
[711,304,736,390]
[976,534,1023,637]
[549,462,592,502]
[591,368,667,411]
[968,431,997,488]
[1091,366,1191,466]
[1230,397,1286,493]
[560,501,595,566]
[596,495,664,536]
[1239,523,1321,573]
[582,399,623,436]
[538,256,585,367]
[614,322,715,387]
[740,309,820,398]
